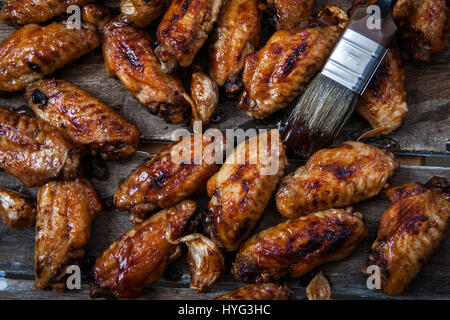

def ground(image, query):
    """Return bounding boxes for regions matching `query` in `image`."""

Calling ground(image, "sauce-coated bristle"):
[283,74,359,158]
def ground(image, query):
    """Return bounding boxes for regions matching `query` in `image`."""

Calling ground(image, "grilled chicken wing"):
[237,6,347,119]
[35,177,102,290]
[276,141,397,219]
[357,45,408,136]
[0,0,94,26]
[155,0,225,73]
[25,79,141,160]
[204,129,287,251]
[0,108,80,187]
[114,133,222,223]
[190,72,219,126]
[0,187,36,230]
[92,200,197,299]
[103,16,191,123]
[208,0,261,96]
[215,283,296,300]
[121,0,169,27]
[393,0,449,61]
[0,10,107,92]
[365,177,450,296]
[232,208,367,282]
[267,0,314,30]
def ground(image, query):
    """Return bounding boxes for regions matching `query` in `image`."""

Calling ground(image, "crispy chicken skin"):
[237,6,347,119]
[204,130,287,251]
[81,3,112,29]
[155,0,225,73]
[276,141,397,219]
[365,177,450,296]
[103,16,190,123]
[357,45,408,135]
[35,177,102,290]
[267,0,314,30]
[215,283,296,300]
[114,134,222,223]
[393,0,449,61]
[0,19,102,92]
[121,0,170,27]
[92,200,197,299]
[25,79,141,160]
[0,108,80,187]
[0,187,36,230]
[208,0,261,96]
[232,208,367,283]
[0,0,94,26]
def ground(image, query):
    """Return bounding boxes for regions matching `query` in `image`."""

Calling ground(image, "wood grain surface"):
[0,151,448,300]
[0,0,448,155]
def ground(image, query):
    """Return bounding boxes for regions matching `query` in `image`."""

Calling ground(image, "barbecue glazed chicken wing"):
[365,177,450,296]
[121,0,170,27]
[0,187,36,230]
[393,0,449,61]
[0,108,80,187]
[267,0,314,30]
[204,130,287,251]
[232,208,367,282]
[237,6,348,119]
[215,283,296,300]
[35,177,102,290]
[26,79,141,160]
[208,0,261,96]
[92,200,197,299]
[103,16,191,123]
[155,0,225,73]
[357,45,408,136]
[0,6,109,92]
[114,133,223,223]
[276,141,397,219]
[0,0,94,26]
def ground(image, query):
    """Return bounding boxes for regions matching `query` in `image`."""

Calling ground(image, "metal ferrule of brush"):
[321,28,388,95]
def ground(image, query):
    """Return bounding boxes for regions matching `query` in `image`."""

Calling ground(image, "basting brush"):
[283,0,398,158]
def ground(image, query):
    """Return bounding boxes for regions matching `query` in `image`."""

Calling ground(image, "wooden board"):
[0,151,449,300]
[0,0,448,155]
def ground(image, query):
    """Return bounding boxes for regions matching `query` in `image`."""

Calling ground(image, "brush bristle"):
[283,74,359,158]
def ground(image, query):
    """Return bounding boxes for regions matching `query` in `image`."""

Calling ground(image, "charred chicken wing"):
[92,200,197,299]
[0,108,80,187]
[365,177,450,296]
[276,141,397,219]
[204,130,287,251]
[155,0,225,73]
[208,0,261,96]
[0,187,36,230]
[35,177,102,290]
[0,11,106,92]
[232,208,367,282]
[114,133,222,223]
[0,0,94,26]
[267,0,314,30]
[26,79,141,160]
[103,16,191,123]
[357,45,408,136]
[121,0,170,27]
[393,0,449,61]
[215,283,296,300]
[237,6,347,119]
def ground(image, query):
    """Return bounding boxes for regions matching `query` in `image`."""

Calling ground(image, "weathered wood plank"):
[0,1,448,155]
[0,150,448,299]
